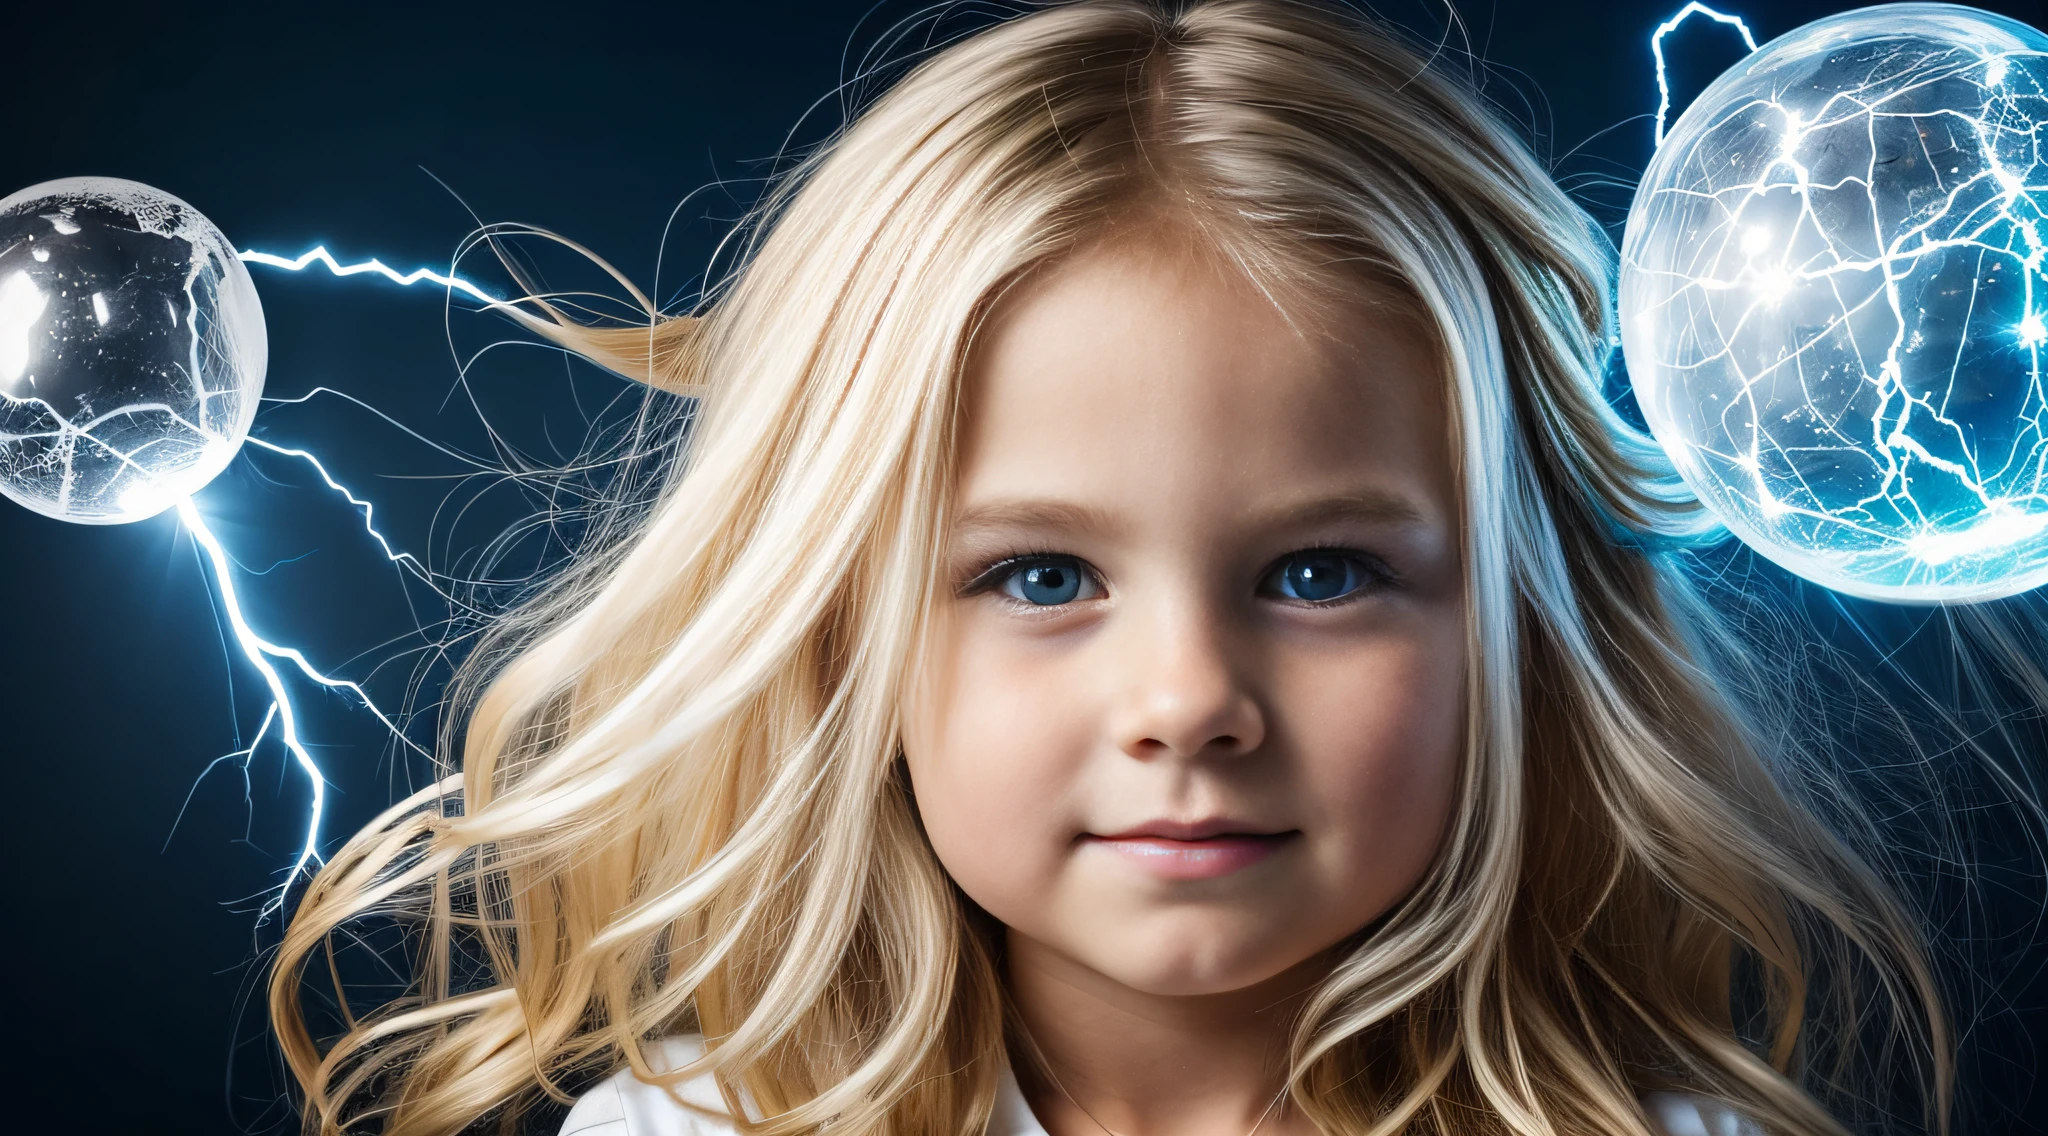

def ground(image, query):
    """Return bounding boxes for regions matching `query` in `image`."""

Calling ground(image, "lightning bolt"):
[177,495,431,917]
[163,246,502,916]
[237,245,500,306]
[1650,3,1759,146]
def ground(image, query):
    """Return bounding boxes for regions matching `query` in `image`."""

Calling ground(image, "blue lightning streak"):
[241,434,464,606]
[237,246,500,306]
[179,496,427,917]
[165,705,276,855]
[1651,3,1758,146]
[164,246,500,913]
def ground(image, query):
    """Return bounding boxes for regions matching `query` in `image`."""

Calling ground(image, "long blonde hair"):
[271,3,1950,1134]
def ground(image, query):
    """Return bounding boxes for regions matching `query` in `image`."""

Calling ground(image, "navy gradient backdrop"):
[2,1,2045,1132]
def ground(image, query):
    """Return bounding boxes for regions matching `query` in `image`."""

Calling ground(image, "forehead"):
[953,231,1453,535]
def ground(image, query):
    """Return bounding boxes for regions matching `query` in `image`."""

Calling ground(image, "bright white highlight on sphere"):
[0,270,49,385]
[0,177,266,524]
[1621,3,2048,602]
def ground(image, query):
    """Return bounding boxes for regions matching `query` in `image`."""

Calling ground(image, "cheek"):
[899,620,1094,919]
[1282,623,1466,903]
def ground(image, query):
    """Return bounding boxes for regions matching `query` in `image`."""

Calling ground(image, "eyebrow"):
[948,498,1124,539]
[1263,491,1432,530]
[946,490,1431,540]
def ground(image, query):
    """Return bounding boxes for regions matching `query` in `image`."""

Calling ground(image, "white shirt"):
[558,1035,1757,1136]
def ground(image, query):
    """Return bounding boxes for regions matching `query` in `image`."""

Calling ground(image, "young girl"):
[270,2,1950,1134]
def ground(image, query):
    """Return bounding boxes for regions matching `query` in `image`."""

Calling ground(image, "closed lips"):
[1084,825,1300,880]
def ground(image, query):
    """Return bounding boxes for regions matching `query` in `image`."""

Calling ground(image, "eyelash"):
[956,546,1397,607]
[1260,544,1398,608]
[958,553,1089,600]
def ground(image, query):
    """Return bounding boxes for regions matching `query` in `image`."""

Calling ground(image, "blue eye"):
[999,559,1093,606]
[1264,551,1374,603]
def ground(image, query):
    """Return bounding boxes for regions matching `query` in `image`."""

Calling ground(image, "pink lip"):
[1084,821,1298,881]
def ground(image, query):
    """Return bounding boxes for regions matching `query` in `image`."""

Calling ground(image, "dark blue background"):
[2,1,2044,1132]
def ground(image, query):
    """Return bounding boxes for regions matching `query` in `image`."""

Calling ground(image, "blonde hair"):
[271,3,1950,1134]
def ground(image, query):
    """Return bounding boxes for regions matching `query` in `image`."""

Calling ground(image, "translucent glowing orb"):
[0,177,265,524]
[1620,4,2048,602]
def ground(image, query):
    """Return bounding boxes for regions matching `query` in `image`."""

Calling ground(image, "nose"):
[1109,601,1266,761]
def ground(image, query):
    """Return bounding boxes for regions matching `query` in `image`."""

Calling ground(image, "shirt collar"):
[990,1059,1050,1136]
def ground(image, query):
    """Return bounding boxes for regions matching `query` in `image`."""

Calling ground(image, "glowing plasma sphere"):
[1621,4,2048,602]
[0,177,265,523]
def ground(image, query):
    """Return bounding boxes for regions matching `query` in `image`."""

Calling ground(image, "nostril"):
[1119,689,1267,760]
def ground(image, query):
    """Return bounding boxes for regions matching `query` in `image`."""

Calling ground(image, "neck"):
[1005,935,1328,1136]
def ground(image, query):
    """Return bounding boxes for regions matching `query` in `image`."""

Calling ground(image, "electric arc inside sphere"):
[0,177,266,524]
[1620,3,2048,602]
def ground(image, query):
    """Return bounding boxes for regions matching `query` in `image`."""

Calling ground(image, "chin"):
[1090,931,1312,998]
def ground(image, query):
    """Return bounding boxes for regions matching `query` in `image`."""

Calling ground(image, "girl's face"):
[901,231,1466,998]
